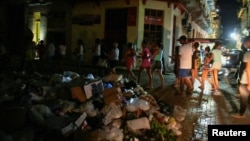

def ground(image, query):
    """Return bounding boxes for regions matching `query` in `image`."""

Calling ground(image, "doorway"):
[105,8,127,61]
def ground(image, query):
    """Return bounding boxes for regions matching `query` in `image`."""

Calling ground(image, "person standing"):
[231,36,250,118]
[172,45,180,88]
[46,41,55,63]
[200,46,212,90]
[92,38,101,66]
[151,43,165,88]
[58,41,66,73]
[124,42,137,81]
[178,35,193,96]
[137,40,152,89]
[75,39,85,73]
[108,42,119,74]
[210,41,222,94]
[191,42,201,85]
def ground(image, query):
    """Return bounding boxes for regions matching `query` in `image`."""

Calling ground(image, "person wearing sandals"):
[178,35,193,96]
[210,41,222,94]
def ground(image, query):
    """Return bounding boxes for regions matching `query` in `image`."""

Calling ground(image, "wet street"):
[144,70,250,141]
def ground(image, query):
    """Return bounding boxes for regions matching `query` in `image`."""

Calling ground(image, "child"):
[125,43,137,81]
[200,46,212,90]
[137,40,152,88]
[191,42,201,85]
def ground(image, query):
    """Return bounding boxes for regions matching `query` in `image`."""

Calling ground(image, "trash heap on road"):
[0,71,187,141]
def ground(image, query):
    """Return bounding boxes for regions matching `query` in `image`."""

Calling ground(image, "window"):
[144,9,163,43]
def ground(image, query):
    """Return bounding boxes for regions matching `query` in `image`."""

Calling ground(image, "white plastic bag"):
[173,106,187,122]
[193,78,201,93]
[126,98,150,112]
[126,117,150,131]
[102,103,122,125]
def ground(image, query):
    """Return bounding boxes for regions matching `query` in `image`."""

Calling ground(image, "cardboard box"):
[103,93,121,105]
[84,80,103,99]
[71,86,86,102]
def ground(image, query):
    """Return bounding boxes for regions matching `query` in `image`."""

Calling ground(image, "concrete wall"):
[72,0,139,49]
[71,0,210,67]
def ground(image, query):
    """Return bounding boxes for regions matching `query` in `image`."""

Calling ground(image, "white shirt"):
[212,49,222,63]
[47,43,55,57]
[110,48,119,61]
[59,45,66,55]
[179,43,193,69]
[95,44,101,56]
[78,45,84,56]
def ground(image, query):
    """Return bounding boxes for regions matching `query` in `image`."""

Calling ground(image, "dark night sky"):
[217,0,241,38]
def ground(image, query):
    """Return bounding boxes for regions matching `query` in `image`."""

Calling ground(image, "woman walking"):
[151,43,165,88]
[210,41,222,94]
[125,42,137,81]
[137,40,152,89]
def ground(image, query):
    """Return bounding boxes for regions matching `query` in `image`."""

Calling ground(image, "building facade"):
[2,0,220,67]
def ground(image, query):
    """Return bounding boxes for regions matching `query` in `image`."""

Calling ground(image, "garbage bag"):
[63,71,80,78]
[99,126,123,141]
[126,98,150,112]
[49,74,63,86]
[29,104,54,126]
[101,103,122,125]
[126,117,150,131]
[73,101,96,116]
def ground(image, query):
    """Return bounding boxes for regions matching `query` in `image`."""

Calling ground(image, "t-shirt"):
[154,50,163,61]
[179,43,193,69]
[94,44,101,56]
[211,49,222,64]
[110,48,119,61]
[141,47,151,67]
[240,51,250,84]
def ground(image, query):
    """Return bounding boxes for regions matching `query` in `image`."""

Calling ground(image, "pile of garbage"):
[0,71,187,141]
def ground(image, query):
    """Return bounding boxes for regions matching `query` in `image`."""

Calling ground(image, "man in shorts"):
[178,35,193,96]
[231,36,250,118]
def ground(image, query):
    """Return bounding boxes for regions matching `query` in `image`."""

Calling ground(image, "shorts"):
[151,61,162,71]
[211,62,221,70]
[179,69,191,77]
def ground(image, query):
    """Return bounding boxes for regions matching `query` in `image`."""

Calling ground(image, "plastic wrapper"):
[139,94,159,110]
[126,98,150,112]
[102,103,122,125]
[73,101,94,115]
[99,126,123,141]
[173,106,187,122]
[193,78,202,93]
[126,117,150,131]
